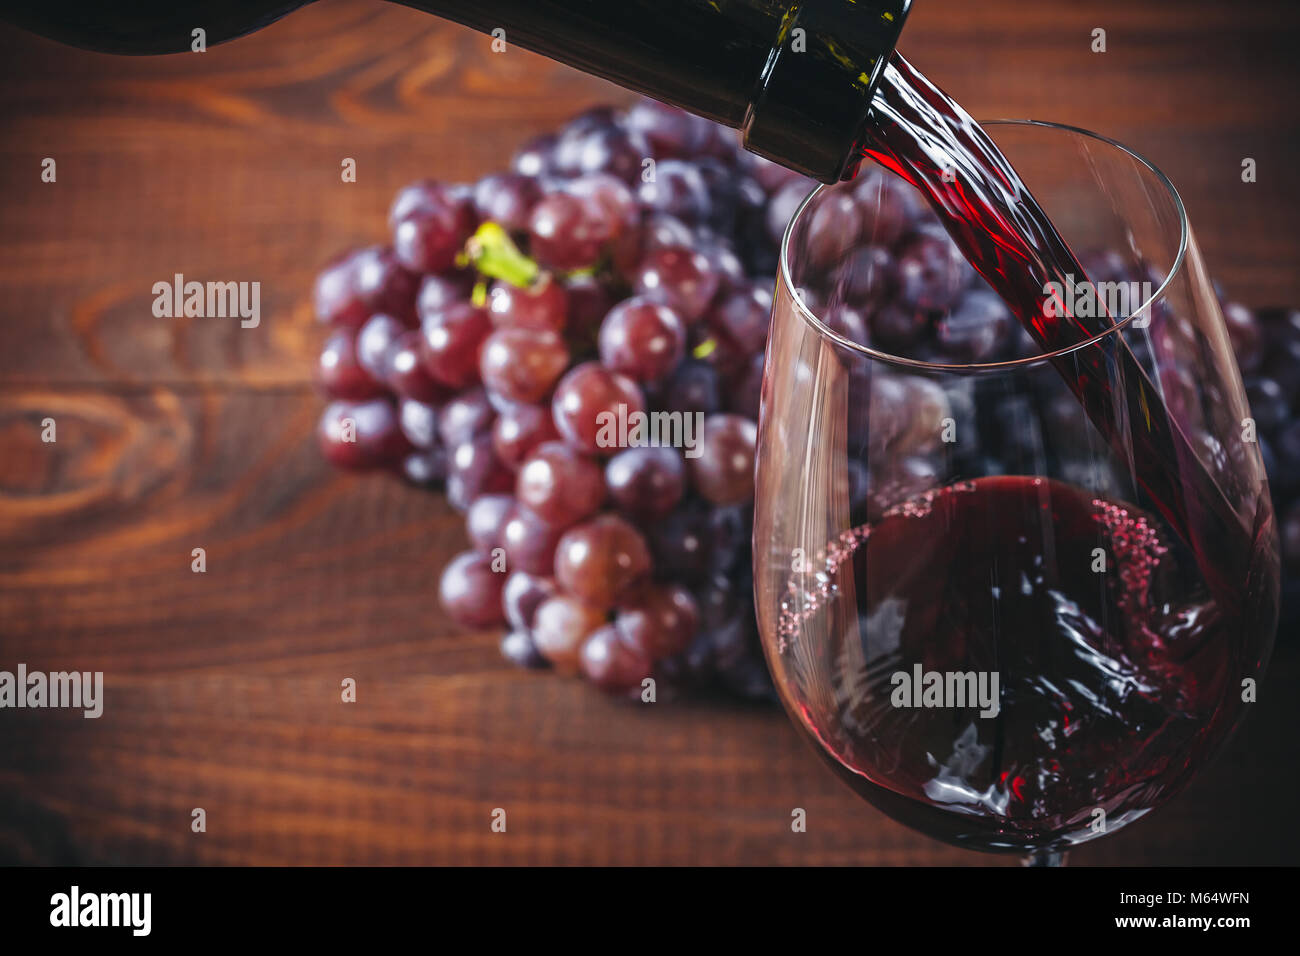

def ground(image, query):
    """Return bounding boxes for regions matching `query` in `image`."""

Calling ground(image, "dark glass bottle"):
[0,0,910,181]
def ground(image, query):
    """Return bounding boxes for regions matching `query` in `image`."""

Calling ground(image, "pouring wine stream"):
[857,52,1254,607]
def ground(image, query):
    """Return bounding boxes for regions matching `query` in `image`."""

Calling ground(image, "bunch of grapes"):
[313,100,1300,702]
[312,101,807,699]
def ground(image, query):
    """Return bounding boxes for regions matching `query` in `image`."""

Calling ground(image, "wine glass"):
[752,121,1279,865]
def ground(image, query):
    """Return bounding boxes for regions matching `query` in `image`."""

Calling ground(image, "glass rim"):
[778,119,1191,372]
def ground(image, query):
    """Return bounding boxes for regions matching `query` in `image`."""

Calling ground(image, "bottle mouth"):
[743,0,912,182]
[778,119,1191,373]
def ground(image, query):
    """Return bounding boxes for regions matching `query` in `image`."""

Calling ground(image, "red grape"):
[479,327,570,404]
[439,550,507,628]
[533,595,606,673]
[604,446,686,519]
[553,513,652,608]
[579,625,652,694]
[314,252,368,328]
[690,413,757,505]
[487,276,568,332]
[616,583,699,659]
[598,297,686,383]
[632,245,719,322]
[516,441,605,527]
[420,301,492,388]
[447,432,513,511]
[551,361,646,455]
[502,571,558,633]
[492,402,561,470]
[317,399,410,470]
[318,328,382,399]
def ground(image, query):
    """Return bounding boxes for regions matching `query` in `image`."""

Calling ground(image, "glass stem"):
[1022,848,1069,867]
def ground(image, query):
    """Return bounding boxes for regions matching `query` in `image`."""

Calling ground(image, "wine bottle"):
[0,0,910,182]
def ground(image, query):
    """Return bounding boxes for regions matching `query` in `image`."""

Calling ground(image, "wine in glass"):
[752,121,1278,864]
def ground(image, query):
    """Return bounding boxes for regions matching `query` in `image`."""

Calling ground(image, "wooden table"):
[1,0,1297,866]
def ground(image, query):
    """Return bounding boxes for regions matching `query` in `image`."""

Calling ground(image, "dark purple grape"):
[898,234,971,312]
[1222,301,1264,374]
[622,99,710,159]
[605,446,686,519]
[840,246,898,307]
[1246,377,1289,434]
[805,191,864,271]
[852,172,917,246]
[501,630,549,669]
[766,178,813,247]
[466,493,515,551]
[314,252,368,328]
[870,302,928,349]
[727,351,765,420]
[636,159,711,225]
[579,625,652,693]
[438,386,494,447]
[388,179,442,228]
[598,297,686,382]
[516,441,605,527]
[824,304,871,347]
[417,272,474,320]
[501,505,565,576]
[1282,499,1300,575]
[616,583,699,660]
[318,328,382,399]
[560,125,650,185]
[706,283,771,354]
[446,432,513,511]
[690,414,757,505]
[392,184,476,275]
[511,132,559,178]
[554,513,652,609]
[398,398,439,449]
[632,245,719,323]
[563,274,618,347]
[439,550,506,628]
[352,246,419,323]
[551,361,647,455]
[1273,422,1300,494]
[355,312,409,380]
[647,500,712,581]
[503,571,558,633]
[420,301,492,389]
[400,447,449,486]
[936,289,1014,362]
[655,359,721,418]
[472,172,542,234]
[318,399,410,470]
[384,329,453,403]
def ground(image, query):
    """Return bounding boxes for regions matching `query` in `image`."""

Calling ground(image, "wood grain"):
[1,0,1298,866]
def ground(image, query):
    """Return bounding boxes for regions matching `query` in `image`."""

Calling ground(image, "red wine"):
[860,52,1254,606]
[776,476,1275,851]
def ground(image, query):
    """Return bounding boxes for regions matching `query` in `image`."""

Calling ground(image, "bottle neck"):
[401,0,910,182]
